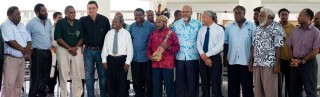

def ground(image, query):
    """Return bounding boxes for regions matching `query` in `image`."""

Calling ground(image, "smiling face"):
[134,11,145,23]
[182,5,192,21]
[87,4,98,17]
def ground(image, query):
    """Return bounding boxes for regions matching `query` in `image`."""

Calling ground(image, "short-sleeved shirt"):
[172,18,202,61]
[280,23,295,60]
[54,18,84,47]
[224,20,256,65]
[252,21,285,67]
[286,23,320,58]
[1,19,32,58]
[80,14,110,48]
[26,17,52,49]
[129,20,155,62]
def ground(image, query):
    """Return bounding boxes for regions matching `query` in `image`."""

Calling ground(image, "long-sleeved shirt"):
[1,19,32,58]
[101,28,133,65]
[129,20,155,62]
[197,23,224,57]
[146,27,180,69]
[224,19,256,65]
[26,17,52,49]
[172,18,202,60]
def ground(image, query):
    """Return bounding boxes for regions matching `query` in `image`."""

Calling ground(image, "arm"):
[274,47,281,74]
[125,32,133,65]
[167,32,180,54]
[223,26,230,67]
[101,33,109,64]
[146,33,153,58]
[249,46,254,72]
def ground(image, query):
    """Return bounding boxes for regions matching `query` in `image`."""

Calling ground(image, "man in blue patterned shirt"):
[172,5,202,97]
[249,7,284,97]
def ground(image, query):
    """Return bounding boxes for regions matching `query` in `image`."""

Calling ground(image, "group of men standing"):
[0,1,320,97]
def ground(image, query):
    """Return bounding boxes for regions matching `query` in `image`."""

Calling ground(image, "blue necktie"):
[203,27,210,53]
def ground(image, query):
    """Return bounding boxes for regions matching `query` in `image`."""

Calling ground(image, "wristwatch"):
[301,60,306,64]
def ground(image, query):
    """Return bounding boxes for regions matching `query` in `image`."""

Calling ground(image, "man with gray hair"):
[197,10,224,97]
[249,7,284,97]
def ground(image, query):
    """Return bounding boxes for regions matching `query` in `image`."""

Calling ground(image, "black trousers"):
[29,49,52,97]
[131,61,153,97]
[290,58,318,97]
[228,64,253,97]
[279,59,291,97]
[199,54,222,97]
[47,62,59,94]
[107,55,128,97]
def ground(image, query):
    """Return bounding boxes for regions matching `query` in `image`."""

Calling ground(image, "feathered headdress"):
[155,1,170,22]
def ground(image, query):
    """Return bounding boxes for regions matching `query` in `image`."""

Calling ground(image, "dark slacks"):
[175,60,199,97]
[199,54,222,97]
[107,55,128,97]
[152,68,174,97]
[279,59,291,97]
[228,64,253,97]
[290,58,318,97]
[29,49,52,97]
[131,61,153,97]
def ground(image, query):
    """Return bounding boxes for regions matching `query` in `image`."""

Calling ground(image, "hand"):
[248,63,253,73]
[204,58,213,67]
[103,63,108,70]
[273,64,280,74]
[200,54,208,61]
[160,43,169,49]
[149,57,157,62]
[290,59,300,67]
[25,47,32,55]
[51,46,57,53]
[124,64,129,72]
[69,50,77,56]
[68,47,78,53]
[223,58,229,67]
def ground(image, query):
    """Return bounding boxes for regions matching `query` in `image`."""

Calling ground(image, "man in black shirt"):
[80,1,111,97]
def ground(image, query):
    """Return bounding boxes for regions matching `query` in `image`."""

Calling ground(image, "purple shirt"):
[286,24,320,58]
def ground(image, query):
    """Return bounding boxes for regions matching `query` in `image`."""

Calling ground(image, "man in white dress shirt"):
[101,16,133,97]
[197,10,224,97]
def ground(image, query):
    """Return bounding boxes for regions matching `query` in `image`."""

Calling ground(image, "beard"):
[183,17,189,21]
[259,17,268,27]
[38,14,47,20]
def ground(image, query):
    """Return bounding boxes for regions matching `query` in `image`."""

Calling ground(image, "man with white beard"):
[249,7,285,97]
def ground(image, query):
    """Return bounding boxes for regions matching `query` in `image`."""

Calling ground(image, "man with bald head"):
[102,16,133,97]
[172,5,202,97]
[288,8,320,97]
[314,12,320,30]
[115,12,130,30]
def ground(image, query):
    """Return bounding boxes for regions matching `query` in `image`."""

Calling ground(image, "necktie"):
[203,27,210,53]
[113,30,119,55]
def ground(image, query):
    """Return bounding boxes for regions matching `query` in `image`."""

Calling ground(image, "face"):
[182,6,192,21]
[37,6,48,20]
[112,17,122,30]
[10,9,21,24]
[234,9,245,22]
[175,12,182,20]
[87,4,98,17]
[66,7,76,21]
[134,11,145,23]
[313,13,320,27]
[155,21,165,30]
[201,12,212,26]
[258,12,268,26]
[253,10,259,22]
[146,11,154,22]
[279,11,289,23]
[297,10,310,24]
[54,14,63,22]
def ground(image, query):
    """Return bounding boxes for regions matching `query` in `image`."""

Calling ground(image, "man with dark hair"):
[146,10,155,25]
[253,6,263,26]
[314,12,320,30]
[224,5,255,97]
[80,1,110,97]
[47,11,62,97]
[55,5,84,97]
[169,10,182,29]
[1,6,32,97]
[26,3,52,97]
[287,8,320,97]
[129,8,155,97]
[278,8,295,97]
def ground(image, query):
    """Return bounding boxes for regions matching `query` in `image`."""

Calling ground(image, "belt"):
[4,54,24,59]
[108,55,126,58]
[86,46,101,50]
